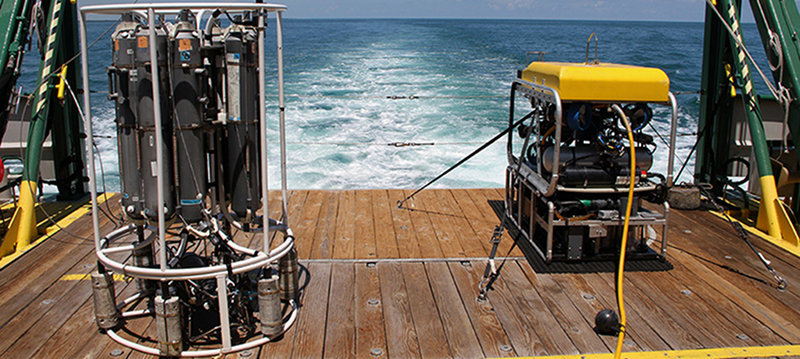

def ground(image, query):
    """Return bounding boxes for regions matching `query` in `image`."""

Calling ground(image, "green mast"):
[0,0,86,258]
[697,0,800,257]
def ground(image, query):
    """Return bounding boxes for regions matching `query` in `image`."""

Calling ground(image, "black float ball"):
[594,309,620,335]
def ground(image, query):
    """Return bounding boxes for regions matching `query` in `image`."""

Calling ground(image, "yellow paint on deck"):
[60,273,129,282]
[504,344,800,359]
[711,209,800,259]
[0,193,113,269]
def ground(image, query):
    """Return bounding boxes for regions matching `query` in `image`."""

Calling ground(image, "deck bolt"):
[582,294,595,300]
[240,349,253,357]
[41,299,53,305]
[499,344,512,352]
[684,229,692,234]
[461,261,471,267]
[370,348,384,356]
[736,334,750,341]
[110,349,124,357]
[368,299,380,306]
[724,255,732,260]
[680,289,691,296]
[366,262,376,268]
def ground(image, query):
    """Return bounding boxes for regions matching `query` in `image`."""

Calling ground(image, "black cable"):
[397,110,536,208]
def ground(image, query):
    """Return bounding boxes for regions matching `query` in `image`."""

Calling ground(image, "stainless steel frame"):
[79,3,296,357]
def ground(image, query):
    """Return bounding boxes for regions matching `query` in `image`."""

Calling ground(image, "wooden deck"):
[1,188,800,358]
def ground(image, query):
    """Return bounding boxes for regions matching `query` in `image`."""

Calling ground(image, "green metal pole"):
[720,0,800,250]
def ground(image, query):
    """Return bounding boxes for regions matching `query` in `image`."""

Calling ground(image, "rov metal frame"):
[505,79,679,262]
[79,3,296,356]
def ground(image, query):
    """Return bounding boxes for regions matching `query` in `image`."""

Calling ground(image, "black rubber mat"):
[487,200,673,274]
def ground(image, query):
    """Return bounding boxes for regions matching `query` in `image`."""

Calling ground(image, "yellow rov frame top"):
[520,62,670,103]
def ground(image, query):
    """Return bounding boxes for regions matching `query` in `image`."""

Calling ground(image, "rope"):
[704,0,791,107]
[285,140,492,147]
[269,94,508,100]
[397,110,536,208]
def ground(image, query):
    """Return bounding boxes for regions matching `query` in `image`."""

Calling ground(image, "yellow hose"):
[613,105,635,359]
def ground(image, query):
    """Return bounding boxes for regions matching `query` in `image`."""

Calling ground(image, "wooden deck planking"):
[378,262,422,358]
[2,189,800,358]
[324,263,356,358]
[353,263,388,359]
[447,261,517,358]
[386,189,423,258]
[400,262,453,359]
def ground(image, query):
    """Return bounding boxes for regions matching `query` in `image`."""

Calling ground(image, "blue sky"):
[77,0,793,22]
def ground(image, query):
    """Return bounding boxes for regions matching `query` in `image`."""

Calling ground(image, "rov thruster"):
[79,3,296,357]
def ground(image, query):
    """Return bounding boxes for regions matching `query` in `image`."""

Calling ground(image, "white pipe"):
[258,10,269,253]
[121,308,153,318]
[105,300,298,357]
[216,275,232,350]
[78,12,102,253]
[147,7,168,274]
[667,92,678,187]
[96,236,295,280]
[276,11,290,225]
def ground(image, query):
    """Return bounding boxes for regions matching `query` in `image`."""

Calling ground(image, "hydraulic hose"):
[611,104,635,359]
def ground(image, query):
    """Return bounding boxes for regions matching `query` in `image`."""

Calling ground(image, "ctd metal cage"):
[79,3,297,357]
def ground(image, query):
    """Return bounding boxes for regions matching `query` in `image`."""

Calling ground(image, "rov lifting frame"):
[79,3,296,357]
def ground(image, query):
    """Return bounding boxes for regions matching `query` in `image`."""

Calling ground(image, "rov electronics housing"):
[79,3,295,357]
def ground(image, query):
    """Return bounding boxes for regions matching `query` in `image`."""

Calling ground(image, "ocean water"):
[20,19,773,191]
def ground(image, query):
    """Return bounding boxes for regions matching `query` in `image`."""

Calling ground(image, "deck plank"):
[354,190,377,259]
[667,208,800,301]
[403,190,446,258]
[625,270,744,347]
[590,272,706,350]
[372,189,400,259]
[310,190,339,259]
[333,190,356,259]
[387,190,422,258]
[556,273,659,352]
[354,263,388,359]
[378,262,422,358]
[448,261,517,357]
[668,246,800,343]
[449,188,498,255]
[432,189,485,257]
[486,261,548,356]
[425,261,485,358]
[518,267,612,354]
[295,190,324,259]
[324,263,356,358]
[400,262,453,358]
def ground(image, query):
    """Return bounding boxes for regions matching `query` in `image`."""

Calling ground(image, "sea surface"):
[19,19,774,191]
